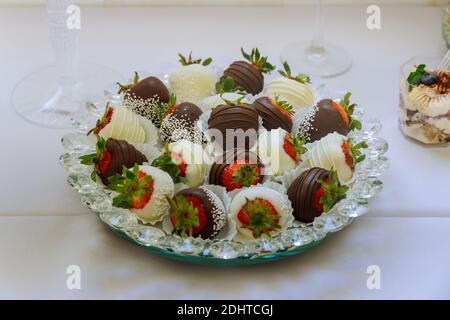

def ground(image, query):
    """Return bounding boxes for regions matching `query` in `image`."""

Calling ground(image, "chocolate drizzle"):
[209,149,264,187]
[101,138,147,185]
[222,61,264,95]
[208,104,259,150]
[160,102,204,144]
[287,167,329,223]
[299,99,349,142]
[254,96,292,132]
[174,188,226,239]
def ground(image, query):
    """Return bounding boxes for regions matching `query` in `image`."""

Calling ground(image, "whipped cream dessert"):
[400,64,450,144]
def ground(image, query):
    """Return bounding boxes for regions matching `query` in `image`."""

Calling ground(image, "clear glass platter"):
[59,87,388,266]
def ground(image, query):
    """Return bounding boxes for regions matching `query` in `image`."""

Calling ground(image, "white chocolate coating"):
[170,64,216,103]
[231,186,291,241]
[169,139,209,187]
[267,77,314,110]
[306,132,353,183]
[131,165,175,224]
[99,105,146,144]
[257,128,297,176]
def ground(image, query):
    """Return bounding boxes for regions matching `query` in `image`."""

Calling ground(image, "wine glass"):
[12,0,122,128]
[280,0,352,78]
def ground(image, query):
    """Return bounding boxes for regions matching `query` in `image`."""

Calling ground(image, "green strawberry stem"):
[79,136,106,181]
[278,61,311,84]
[292,134,308,157]
[155,93,177,122]
[340,92,362,131]
[273,96,294,116]
[232,164,260,188]
[241,47,275,74]
[347,139,368,165]
[151,144,185,184]
[168,195,200,237]
[107,164,153,209]
[241,198,281,238]
[178,52,212,66]
[318,169,348,213]
[117,71,139,94]
[219,93,247,106]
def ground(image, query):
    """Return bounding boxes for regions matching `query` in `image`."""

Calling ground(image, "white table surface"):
[0,5,449,299]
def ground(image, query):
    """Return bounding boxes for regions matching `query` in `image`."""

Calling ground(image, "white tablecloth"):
[0,5,449,299]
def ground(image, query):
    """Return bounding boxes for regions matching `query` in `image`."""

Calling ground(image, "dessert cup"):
[399,56,450,145]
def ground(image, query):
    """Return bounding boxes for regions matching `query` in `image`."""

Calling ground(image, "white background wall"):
[1,0,448,6]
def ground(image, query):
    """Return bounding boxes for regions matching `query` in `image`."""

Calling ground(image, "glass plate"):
[60,88,389,266]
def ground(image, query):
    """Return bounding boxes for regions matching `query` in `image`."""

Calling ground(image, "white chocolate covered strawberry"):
[257,128,307,176]
[107,164,174,224]
[306,132,368,183]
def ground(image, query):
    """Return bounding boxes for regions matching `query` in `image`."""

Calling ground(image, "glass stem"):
[309,0,326,54]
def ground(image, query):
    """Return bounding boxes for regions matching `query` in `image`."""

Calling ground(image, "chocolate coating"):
[208,104,259,150]
[174,187,226,240]
[222,61,264,95]
[287,167,329,223]
[209,149,264,187]
[125,76,170,104]
[254,96,292,132]
[160,102,203,144]
[101,138,147,185]
[299,99,349,142]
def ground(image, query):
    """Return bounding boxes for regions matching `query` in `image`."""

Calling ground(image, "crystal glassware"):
[280,0,352,78]
[12,0,122,128]
[399,56,450,145]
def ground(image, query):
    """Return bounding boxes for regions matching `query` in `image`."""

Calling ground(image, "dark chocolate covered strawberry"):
[287,168,348,223]
[118,72,170,127]
[159,94,204,144]
[208,97,259,151]
[298,92,362,143]
[79,137,147,184]
[254,96,294,132]
[209,149,264,192]
[220,48,275,95]
[168,187,227,239]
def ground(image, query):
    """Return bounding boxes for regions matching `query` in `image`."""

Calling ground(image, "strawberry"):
[88,106,114,136]
[335,92,362,131]
[240,47,275,74]
[79,136,147,183]
[178,52,212,67]
[341,139,368,169]
[237,198,281,238]
[160,93,178,119]
[151,144,187,184]
[283,133,307,163]
[107,164,154,210]
[220,160,262,192]
[312,170,348,214]
[268,96,294,120]
[169,195,207,237]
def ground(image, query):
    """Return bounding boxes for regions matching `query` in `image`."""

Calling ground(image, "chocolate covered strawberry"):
[79,137,148,184]
[88,105,148,144]
[168,187,227,239]
[306,132,368,182]
[107,164,174,224]
[159,94,205,144]
[254,96,294,132]
[209,149,264,192]
[298,92,362,142]
[258,128,307,176]
[118,72,170,127]
[287,168,348,223]
[231,186,291,240]
[152,140,208,187]
[220,47,275,95]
